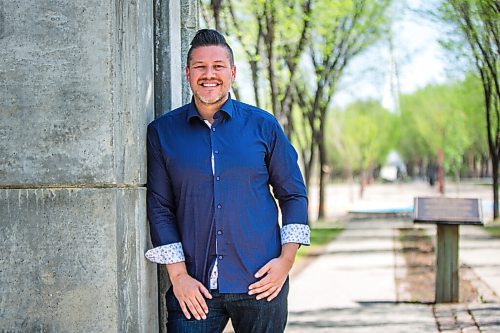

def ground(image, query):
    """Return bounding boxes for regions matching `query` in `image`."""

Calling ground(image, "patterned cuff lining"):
[281,224,311,245]
[145,242,185,264]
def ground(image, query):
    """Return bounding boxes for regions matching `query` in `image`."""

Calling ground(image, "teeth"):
[202,83,218,87]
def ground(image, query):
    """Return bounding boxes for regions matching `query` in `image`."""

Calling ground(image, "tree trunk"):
[438,148,445,194]
[359,170,366,199]
[492,154,499,219]
[210,0,223,31]
[467,152,474,178]
[302,140,316,192]
[231,83,240,101]
[249,60,260,108]
[317,116,327,219]
[263,4,279,120]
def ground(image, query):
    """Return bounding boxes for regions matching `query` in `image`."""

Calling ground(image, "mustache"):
[198,80,223,84]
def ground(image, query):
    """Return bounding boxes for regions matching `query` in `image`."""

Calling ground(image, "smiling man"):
[145,29,310,333]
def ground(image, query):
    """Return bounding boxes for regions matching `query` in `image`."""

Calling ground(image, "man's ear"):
[185,66,190,80]
[231,65,236,81]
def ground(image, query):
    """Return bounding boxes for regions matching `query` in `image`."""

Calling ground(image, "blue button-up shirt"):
[146,97,309,293]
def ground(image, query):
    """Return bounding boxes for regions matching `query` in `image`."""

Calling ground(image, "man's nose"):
[204,66,216,77]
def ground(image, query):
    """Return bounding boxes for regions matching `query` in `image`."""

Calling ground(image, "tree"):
[201,0,313,136]
[457,73,489,177]
[398,83,472,191]
[439,0,499,218]
[200,0,394,219]
[396,75,490,186]
[333,100,398,197]
[303,0,393,218]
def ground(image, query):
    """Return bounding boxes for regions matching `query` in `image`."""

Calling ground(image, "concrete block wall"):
[0,0,197,331]
[0,188,155,332]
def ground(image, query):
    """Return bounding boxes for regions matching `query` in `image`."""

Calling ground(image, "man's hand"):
[167,262,212,320]
[248,243,299,301]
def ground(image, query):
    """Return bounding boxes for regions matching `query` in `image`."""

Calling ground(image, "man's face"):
[186,45,236,108]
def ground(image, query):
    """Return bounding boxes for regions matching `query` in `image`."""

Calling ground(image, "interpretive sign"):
[414,197,483,225]
[413,196,484,303]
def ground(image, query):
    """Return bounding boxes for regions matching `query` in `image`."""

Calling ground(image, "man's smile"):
[200,82,221,87]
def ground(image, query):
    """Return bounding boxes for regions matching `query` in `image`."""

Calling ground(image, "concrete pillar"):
[153,0,198,330]
[0,0,197,331]
[154,0,198,116]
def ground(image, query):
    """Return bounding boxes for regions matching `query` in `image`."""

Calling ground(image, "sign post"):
[413,197,483,303]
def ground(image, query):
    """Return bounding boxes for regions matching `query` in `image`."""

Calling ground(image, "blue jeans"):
[165,279,289,333]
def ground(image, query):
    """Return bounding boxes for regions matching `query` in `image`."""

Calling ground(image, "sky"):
[231,0,457,112]
[334,0,451,110]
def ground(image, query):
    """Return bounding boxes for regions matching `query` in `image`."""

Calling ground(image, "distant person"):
[145,29,310,333]
[428,161,438,186]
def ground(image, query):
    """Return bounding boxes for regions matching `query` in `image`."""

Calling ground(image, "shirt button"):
[216,176,220,181]
[217,230,223,235]
[214,150,219,154]
[218,255,223,260]
[212,127,216,132]
[217,204,222,209]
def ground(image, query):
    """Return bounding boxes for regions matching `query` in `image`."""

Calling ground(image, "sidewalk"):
[287,220,435,332]
[287,219,500,332]
[286,181,500,332]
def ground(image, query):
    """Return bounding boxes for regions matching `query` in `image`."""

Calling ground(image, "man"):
[145,29,310,333]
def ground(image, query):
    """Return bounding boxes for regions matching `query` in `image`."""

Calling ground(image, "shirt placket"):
[204,119,222,290]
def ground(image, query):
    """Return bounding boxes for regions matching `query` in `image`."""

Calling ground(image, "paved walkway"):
[287,219,500,332]
[287,180,500,332]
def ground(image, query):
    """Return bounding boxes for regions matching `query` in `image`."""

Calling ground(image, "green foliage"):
[397,74,486,175]
[326,74,486,178]
[329,99,398,174]
[310,0,392,64]
[458,73,488,155]
[438,0,499,218]
[438,0,499,145]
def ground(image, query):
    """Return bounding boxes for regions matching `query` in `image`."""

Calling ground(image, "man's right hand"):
[167,263,212,320]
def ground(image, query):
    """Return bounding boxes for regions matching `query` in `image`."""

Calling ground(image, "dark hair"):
[186,29,234,66]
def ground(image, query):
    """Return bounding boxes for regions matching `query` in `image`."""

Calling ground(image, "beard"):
[195,90,228,106]
[191,80,230,106]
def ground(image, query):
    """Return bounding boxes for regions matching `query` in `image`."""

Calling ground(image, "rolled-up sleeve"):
[281,224,310,245]
[145,242,185,264]
[267,120,310,245]
[146,123,183,256]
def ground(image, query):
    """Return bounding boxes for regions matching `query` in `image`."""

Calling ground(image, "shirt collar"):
[186,94,235,123]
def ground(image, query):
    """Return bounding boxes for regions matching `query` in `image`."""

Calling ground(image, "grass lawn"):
[296,227,343,259]
[484,225,500,237]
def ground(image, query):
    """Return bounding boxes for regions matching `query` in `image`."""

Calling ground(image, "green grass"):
[484,226,500,237]
[310,228,343,245]
[296,227,343,258]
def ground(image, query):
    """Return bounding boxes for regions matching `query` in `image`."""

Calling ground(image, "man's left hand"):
[248,243,299,301]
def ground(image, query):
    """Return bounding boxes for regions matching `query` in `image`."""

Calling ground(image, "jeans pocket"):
[165,287,180,310]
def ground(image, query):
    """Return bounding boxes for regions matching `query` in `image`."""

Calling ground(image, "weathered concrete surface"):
[0,0,162,332]
[0,188,157,332]
[0,0,153,185]
[154,0,197,115]
[153,1,198,331]
[0,0,199,330]
[181,0,198,105]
